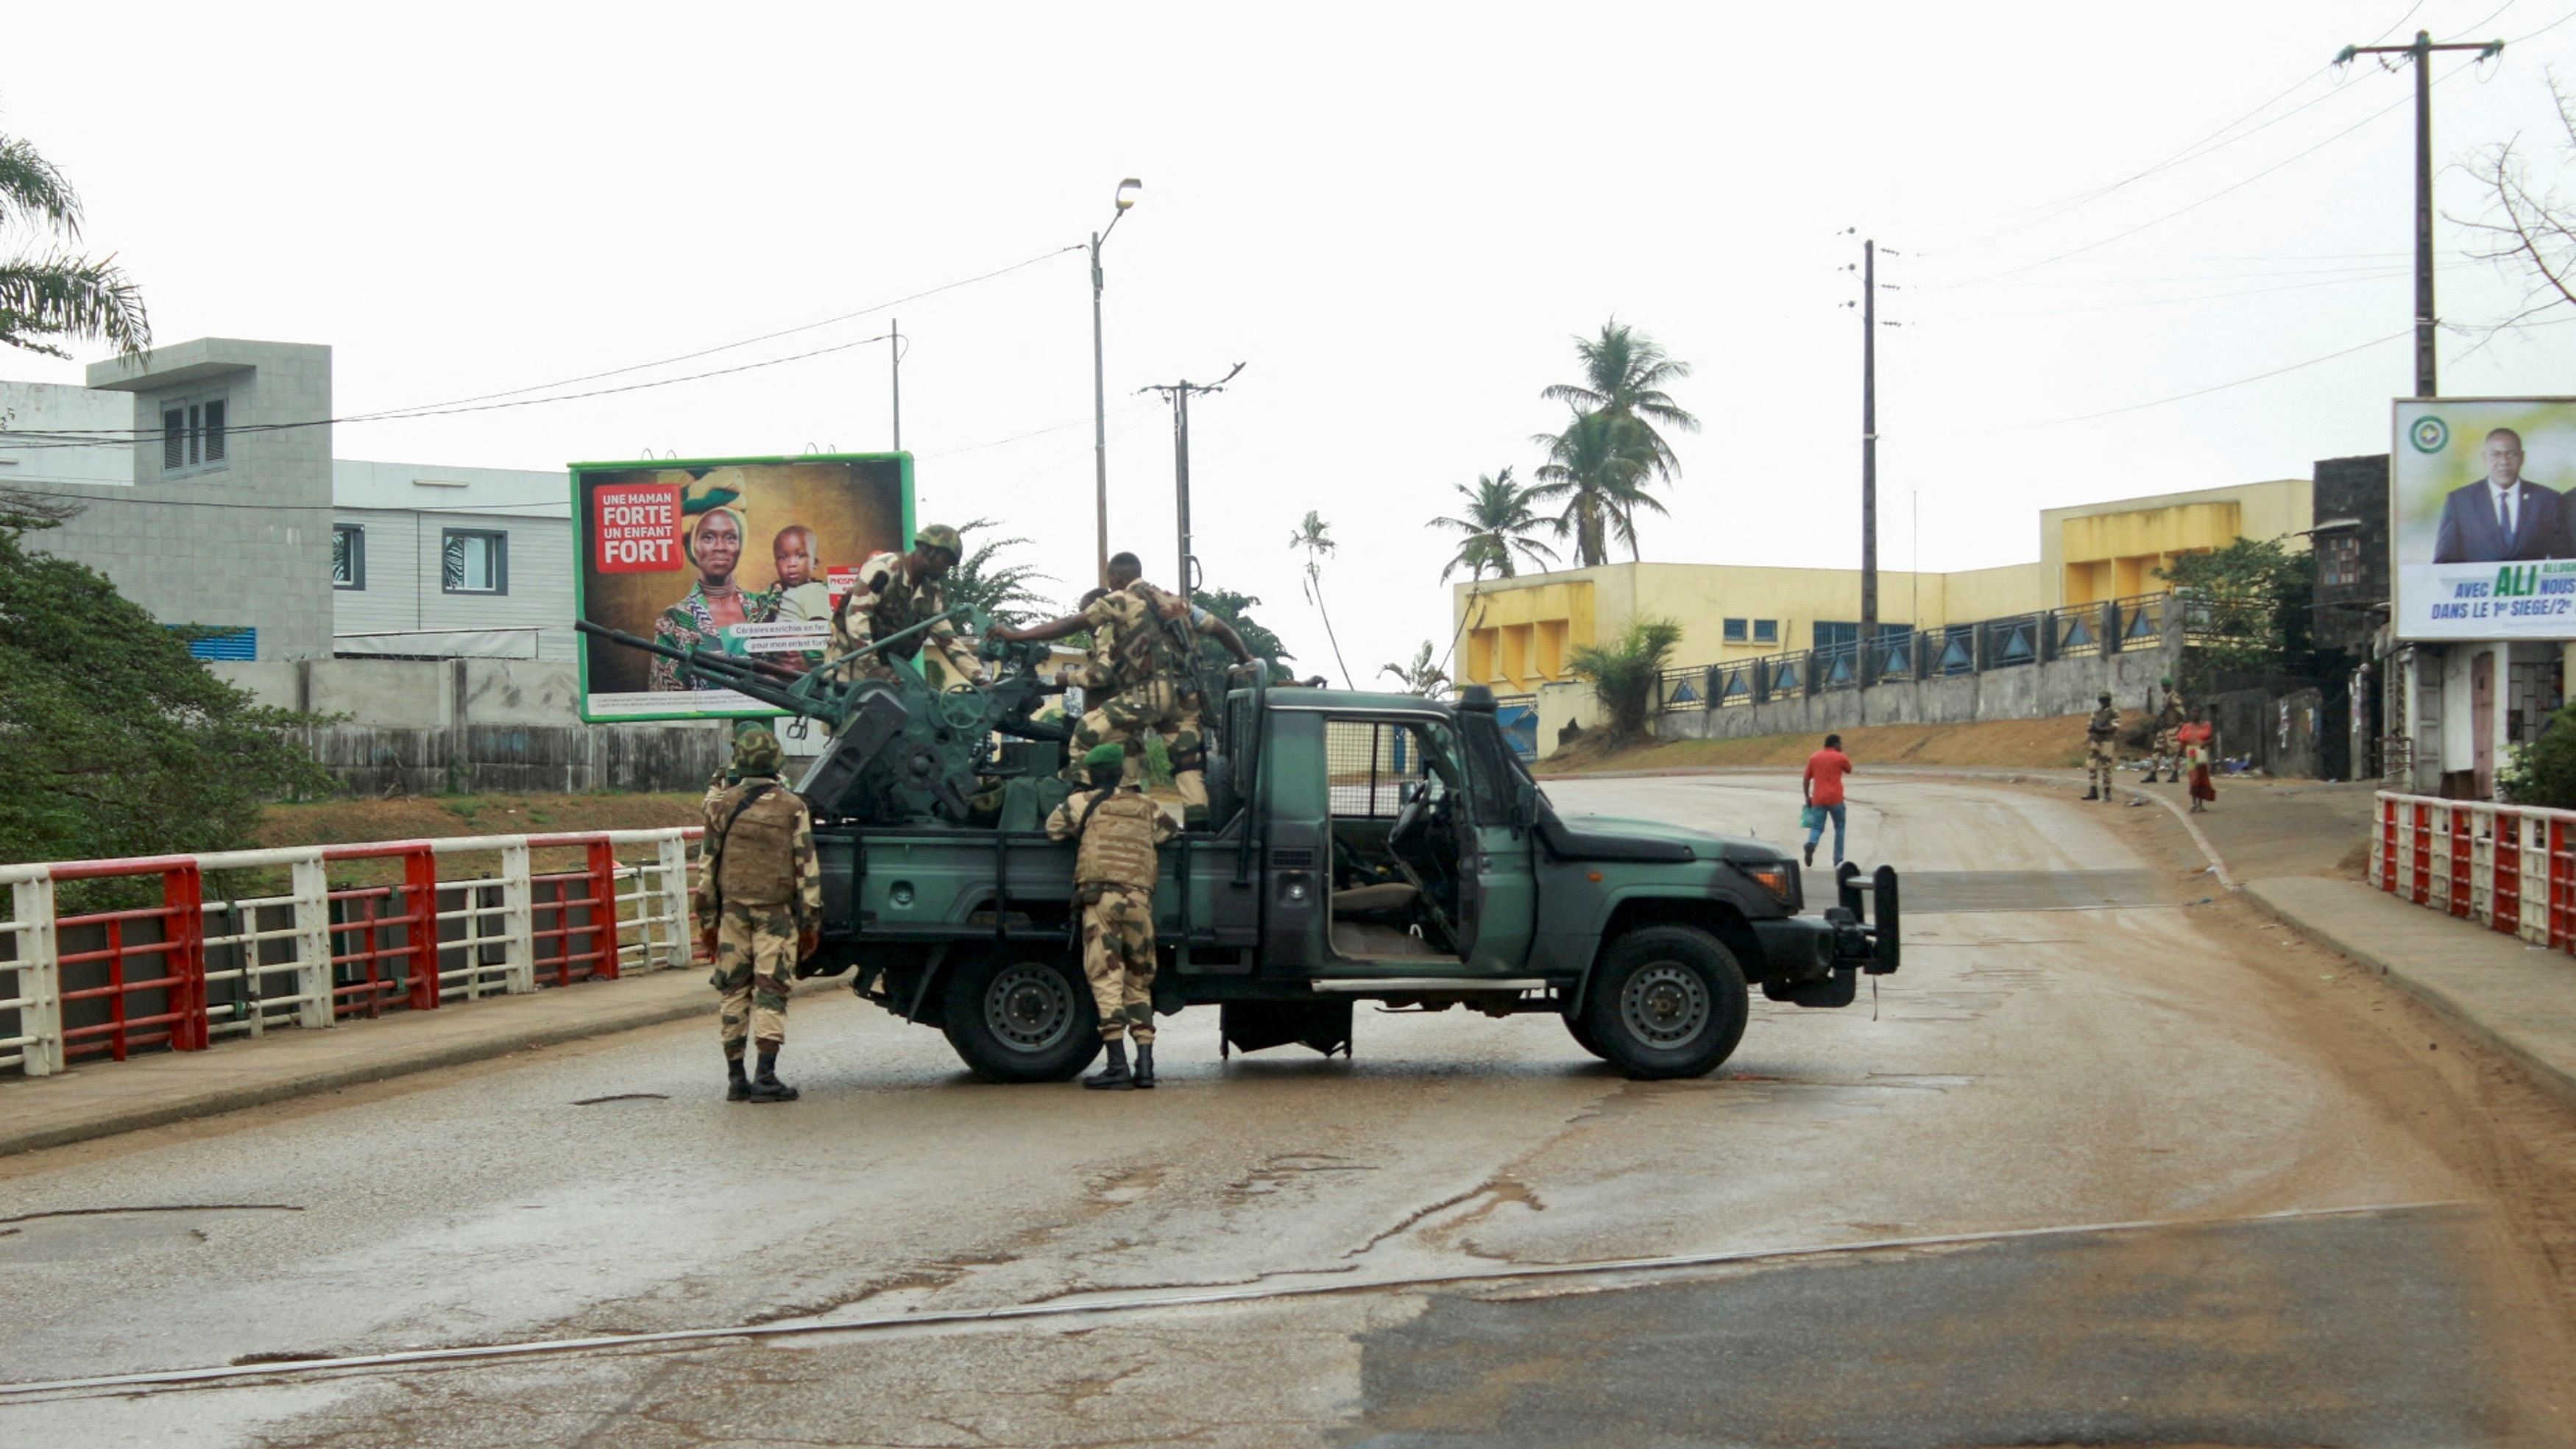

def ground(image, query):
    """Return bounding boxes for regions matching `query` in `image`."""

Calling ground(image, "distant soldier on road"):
[821,522,988,691]
[695,728,821,1102]
[2084,692,2120,802]
[1047,743,1178,1091]
[997,552,1256,827]
[2149,676,2187,784]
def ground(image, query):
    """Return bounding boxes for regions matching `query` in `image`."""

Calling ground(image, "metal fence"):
[2370,792,2576,949]
[1658,593,2174,714]
[0,828,701,1079]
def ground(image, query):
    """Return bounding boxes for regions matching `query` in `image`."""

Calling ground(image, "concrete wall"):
[55,339,339,661]
[296,721,729,796]
[1646,635,2184,745]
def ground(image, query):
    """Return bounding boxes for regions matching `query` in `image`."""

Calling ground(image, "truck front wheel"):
[1580,926,1749,1080]
[941,950,1105,1083]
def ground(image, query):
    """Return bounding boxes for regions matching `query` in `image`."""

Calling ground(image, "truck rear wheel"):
[1563,1013,1610,1060]
[1580,926,1749,1080]
[941,950,1104,1083]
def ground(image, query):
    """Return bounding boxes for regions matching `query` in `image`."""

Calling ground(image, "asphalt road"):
[5,774,2574,1447]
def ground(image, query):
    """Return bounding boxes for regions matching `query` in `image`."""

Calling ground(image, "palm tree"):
[1,133,149,360]
[1287,510,1354,689]
[1528,410,1663,567]
[1378,642,1451,697]
[1540,318,1698,481]
[1429,467,1558,584]
[941,517,1058,630]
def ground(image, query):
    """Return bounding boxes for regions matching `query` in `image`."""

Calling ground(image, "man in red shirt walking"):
[1802,733,1854,868]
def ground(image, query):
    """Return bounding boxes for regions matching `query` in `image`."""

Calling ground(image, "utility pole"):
[2338,29,2506,397]
[1841,233,1900,664]
[1089,178,1143,587]
[889,319,902,453]
[1142,361,1246,606]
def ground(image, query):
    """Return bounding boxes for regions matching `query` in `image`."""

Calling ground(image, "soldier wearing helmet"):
[2148,676,2187,784]
[1046,742,1179,1091]
[696,728,823,1102]
[2083,692,2121,803]
[821,522,989,691]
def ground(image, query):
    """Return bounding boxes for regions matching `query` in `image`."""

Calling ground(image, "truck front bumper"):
[1751,863,1899,1009]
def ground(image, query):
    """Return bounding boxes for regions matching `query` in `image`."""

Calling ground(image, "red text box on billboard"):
[593,483,682,573]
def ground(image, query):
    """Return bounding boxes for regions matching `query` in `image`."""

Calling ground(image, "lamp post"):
[1091,177,1143,587]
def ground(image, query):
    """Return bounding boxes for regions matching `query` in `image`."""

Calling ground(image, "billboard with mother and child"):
[2392,398,2576,642]
[572,454,911,721]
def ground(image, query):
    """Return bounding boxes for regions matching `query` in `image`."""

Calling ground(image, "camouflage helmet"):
[1082,743,1126,773]
[2098,692,2113,705]
[732,726,785,778]
[914,522,963,559]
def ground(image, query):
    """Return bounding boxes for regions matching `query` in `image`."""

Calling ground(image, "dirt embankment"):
[1538,714,2117,776]
[256,793,704,850]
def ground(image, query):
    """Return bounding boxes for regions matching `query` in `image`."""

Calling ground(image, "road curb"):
[0,979,711,1159]
[2243,879,2576,1118]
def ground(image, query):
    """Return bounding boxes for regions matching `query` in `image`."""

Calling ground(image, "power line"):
[1999,328,2411,431]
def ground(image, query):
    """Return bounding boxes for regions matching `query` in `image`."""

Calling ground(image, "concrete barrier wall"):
[297,721,729,796]
[1649,636,2184,744]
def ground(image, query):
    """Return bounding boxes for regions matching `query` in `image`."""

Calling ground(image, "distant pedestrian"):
[2179,711,2217,813]
[1802,733,1854,868]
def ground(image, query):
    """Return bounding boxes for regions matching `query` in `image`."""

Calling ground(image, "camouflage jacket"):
[2156,689,2187,729]
[2087,706,2120,742]
[825,550,982,686]
[693,779,822,933]
[648,582,778,692]
[1082,581,1214,695]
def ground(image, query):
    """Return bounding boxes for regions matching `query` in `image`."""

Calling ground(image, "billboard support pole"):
[2336,29,2508,397]
[891,319,902,453]
[1144,363,1245,607]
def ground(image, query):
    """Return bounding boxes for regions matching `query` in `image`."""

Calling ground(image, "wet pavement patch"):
[570,1093,669,1105]
[1335,1206,2511,1448]
[1903,869,2168,913]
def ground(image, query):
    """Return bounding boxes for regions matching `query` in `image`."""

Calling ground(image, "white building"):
[330,460,572,659]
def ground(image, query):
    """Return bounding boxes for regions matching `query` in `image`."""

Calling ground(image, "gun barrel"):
[573,620,827,715]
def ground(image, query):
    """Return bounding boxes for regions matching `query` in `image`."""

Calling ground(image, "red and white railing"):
[2371,791,2576,949]
[0,829,702,1078]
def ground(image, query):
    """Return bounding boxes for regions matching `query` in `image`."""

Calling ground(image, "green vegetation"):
[1378,642,1451,697]
[1195,587,1292,676]
[2156,537,2326,689]
[946,517,1059,630]
[1288,511,1352,688]
[2502,713,2576,809]
[1567,617,1683,744]
[0,528,337,867]
[1430,468,1557,584]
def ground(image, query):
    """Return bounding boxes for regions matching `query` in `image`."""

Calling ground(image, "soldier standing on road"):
[821,522,988,692]
[2083,692,2120,802]
[1047,743,1178,1091]
[2149,676,2187,784]
[996,552,1256,828]
[695,729,822,1103]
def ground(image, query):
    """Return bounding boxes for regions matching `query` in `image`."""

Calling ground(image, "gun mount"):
[576,612,1073,827]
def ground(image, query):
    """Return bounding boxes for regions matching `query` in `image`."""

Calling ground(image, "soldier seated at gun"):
[823,522,989,691]
[994,552,1256,828]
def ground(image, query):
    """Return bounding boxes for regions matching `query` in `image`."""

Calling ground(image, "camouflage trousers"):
[1066,680,1207,814]
[2087,738,2117,793]
[2152,726,2179,772]
[710,903,797,1056]
[1080,883,1158,1044]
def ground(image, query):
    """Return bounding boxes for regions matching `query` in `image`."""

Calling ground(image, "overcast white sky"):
[8,1,2576,680]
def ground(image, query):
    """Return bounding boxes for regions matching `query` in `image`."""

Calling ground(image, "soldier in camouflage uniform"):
[820,522,988,692]
[997,552,1256,826]
[694,728,823,1102]
[2083,692,2120,802]
[1047,743,1178,1091]
[2148,677,2187,783]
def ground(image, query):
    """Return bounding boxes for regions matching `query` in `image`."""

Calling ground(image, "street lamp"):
[1091,177,1143,587]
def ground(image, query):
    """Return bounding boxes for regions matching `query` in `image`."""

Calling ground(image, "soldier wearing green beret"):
[1047,742,1178,1091]
[696,728,821,1102]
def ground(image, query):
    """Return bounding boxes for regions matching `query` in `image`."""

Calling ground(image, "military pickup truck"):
[806,681,1899,1081]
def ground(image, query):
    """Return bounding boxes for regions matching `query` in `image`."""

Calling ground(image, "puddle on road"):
[0,1204,304,1263]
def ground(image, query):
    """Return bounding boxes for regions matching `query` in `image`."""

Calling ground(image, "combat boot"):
[726,1055,751,1102]
[1086,1038,1133,1090]
[746,1047,800,1102]
[2082,788,2100,801]
[1132,1041,1157,1090]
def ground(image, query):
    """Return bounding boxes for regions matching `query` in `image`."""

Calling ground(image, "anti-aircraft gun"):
[575,607,1075,828]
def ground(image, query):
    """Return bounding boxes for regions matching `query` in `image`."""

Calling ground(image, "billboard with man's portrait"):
[2393,398,2576,641]
[572,454,911,722]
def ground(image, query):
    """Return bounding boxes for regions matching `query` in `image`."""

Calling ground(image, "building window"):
[442,529,508,594]
[159,392,229,477]
[2320,534,2363,589]
[1752,619,1778,645]
[1723,618,1748,642]
[332,525,366,590]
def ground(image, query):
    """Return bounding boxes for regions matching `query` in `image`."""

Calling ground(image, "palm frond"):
[0,138,81,235]
[0,255,150,358]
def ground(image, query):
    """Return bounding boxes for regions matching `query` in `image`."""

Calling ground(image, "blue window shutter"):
[174,626,257,660]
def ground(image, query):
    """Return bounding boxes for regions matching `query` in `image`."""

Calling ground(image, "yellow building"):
[1452,478,2311,695]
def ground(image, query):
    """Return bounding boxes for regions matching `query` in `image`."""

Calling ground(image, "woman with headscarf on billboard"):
[648,478,779,691]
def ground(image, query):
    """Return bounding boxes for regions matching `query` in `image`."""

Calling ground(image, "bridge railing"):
[0,828,702,1079]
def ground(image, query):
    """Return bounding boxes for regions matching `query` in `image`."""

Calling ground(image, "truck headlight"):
[1739,862,1797,907]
